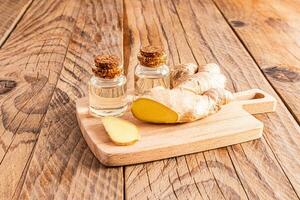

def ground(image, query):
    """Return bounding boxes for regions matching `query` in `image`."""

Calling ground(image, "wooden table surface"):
[0,0,299,199]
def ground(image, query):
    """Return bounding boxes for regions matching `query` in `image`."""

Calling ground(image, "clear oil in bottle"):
[134,64,170,95]
[88,55,128,117]
[134,46,170,95]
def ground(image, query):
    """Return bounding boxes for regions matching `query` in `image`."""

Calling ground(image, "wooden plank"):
[0,0,110,199]
[124,0,300,199]
[0,0,33,47]
[13,0,124,199]
[0,0,82,198]
[213,0,300,123]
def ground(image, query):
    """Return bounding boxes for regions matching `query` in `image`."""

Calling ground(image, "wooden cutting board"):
[76,89,276,166]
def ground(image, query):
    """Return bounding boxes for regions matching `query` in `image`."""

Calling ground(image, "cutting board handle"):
[233,89,277,114]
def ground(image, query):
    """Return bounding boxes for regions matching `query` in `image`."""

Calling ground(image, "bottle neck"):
[90,74,126,88]
[138,62,167,69]
[93,74,123,81]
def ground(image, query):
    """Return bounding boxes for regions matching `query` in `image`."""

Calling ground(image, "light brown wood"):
[0,0,33,47]
[213,0,300,123]
[14,0,124,199]
[0,0,82,199]
[0,0,124,199]
[0,0,299,199]
[76,89,276,166]
[124,0,300,199]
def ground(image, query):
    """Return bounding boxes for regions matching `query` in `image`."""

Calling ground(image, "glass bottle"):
[88,55,127,117]
[134,46,170,95]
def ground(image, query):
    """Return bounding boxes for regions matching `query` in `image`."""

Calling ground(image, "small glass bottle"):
[88,55,127,117]
[134,46,170,95]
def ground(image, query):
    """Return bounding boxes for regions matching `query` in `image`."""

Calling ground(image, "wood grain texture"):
[0,0,83,199]
[0,0,299,199]
[76,89,277,166]
[124,0,300,199]
[0,0,33,46]
[213,0,300,123]
[13,0,124,199]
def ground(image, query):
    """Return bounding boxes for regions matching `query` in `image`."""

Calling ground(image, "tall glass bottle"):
[134,46,170,95]
[88,55,127,117]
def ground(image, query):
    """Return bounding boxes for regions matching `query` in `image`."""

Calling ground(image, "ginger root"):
[176,63,226,95]
[171,63,198,88]
[102,117,140,145]
[132,87,232,123]
[131,63,233,123]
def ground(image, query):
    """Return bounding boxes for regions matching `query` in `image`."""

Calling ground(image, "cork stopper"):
[137,46,167,67]
[92,55,122,78]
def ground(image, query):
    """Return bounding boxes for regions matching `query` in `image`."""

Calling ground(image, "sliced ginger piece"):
[102,117,140,145]
[131,98,178,123]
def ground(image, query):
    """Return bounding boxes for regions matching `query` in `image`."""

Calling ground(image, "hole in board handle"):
[235,92,265,101]
[253,93,265,99]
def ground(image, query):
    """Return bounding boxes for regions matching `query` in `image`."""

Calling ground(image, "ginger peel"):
[171,63,198,88]
[176,63,226,95]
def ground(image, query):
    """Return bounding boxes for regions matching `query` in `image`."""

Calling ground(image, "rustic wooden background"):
[0,0,299,199]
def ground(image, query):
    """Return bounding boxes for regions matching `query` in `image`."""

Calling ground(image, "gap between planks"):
[210,1,300,197]
[125,2,295,199]
[0,0,297,199]
[13,0,125,199]
[211,0,300,126]
[0,0,35,48]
